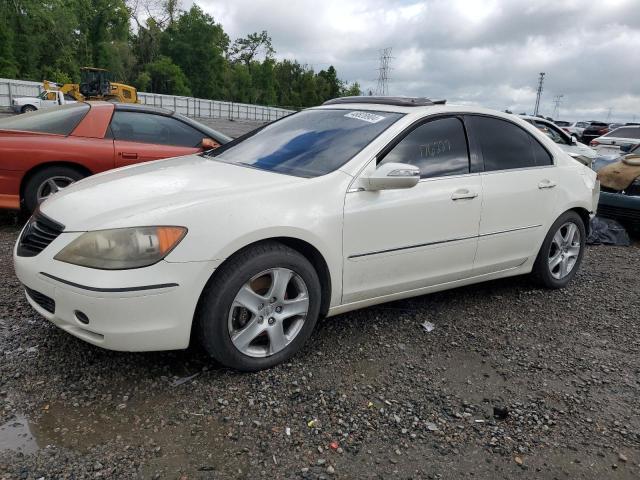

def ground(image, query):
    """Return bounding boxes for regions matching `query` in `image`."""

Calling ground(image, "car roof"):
[114,103,175,116]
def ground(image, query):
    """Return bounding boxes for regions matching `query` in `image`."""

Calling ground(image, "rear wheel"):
[23,166,85,213]
[195,242,321,371]
[532,211,586,288]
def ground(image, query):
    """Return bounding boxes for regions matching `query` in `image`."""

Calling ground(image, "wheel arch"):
[568,206,591,235]
[20,161,93,201]
[199,236,333,319]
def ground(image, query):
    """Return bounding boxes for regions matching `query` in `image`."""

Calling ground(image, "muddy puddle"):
[0,414,39,454]
[0,395,251,477]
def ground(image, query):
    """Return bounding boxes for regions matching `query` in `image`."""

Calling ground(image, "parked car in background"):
[520,115,597,166]
[590,125,640,155]
[581,121,609,144]
[13,97,599,371]
[593,143,640,232]
[608,123,625,131]
[11,90,77,113]
[556,121,589,139]
[0,102,230,212]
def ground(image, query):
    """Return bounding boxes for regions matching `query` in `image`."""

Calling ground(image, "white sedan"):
[14,97,599,371]
[520,115,597,166]
[590,125,640,155]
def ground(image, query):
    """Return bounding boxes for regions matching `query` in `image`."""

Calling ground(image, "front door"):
[342,116,482,304]
[109,110,204,167]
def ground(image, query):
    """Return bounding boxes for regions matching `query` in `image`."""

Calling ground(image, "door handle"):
[538,179,557,189]
[120,152,138,160]
[451,189,478,201]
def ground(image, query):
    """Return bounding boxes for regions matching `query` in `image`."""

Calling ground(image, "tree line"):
[0,0,362,109]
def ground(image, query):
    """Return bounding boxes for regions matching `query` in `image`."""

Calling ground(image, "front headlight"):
[54,226,187,270]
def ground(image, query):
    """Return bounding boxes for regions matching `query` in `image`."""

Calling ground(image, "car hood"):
[39,154,305,231]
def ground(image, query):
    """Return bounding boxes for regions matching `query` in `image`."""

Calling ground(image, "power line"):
[375,48,393,96]
[533,72,545,116]
[552,94,564,119]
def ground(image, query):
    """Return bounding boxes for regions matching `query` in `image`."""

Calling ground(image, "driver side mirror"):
[364,162,420,191]
[201,138,220,150]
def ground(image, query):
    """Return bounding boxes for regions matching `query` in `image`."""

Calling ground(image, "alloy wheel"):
[36,176,76,203]
[548,221,581,280]
[227,268,310,358]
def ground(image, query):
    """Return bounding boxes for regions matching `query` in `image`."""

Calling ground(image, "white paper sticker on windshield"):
[344,111,386,123]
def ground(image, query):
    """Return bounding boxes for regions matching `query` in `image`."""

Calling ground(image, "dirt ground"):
[0,217,639,479]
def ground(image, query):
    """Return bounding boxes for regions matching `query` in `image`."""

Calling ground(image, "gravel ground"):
[0,215,639,479]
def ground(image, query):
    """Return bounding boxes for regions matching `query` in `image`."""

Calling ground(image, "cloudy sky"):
[195,0,639,122]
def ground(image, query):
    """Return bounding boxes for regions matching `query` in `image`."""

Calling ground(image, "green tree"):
[76,0,131,78]
[160,5,228,98]
[229,31,274,66]
[0,0,355,107]
[341,81,361,97]
[142,55,191,95]
[318,66,341,99]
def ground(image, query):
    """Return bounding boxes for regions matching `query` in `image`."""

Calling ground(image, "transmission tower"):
[533,72,545,116]
[552,94,564,119]
[606,107,613,121]
[375,48,393,96]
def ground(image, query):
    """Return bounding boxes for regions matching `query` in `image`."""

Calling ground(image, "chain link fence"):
[0,78,294,121]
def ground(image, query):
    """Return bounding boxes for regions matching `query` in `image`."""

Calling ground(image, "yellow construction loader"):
[44,67,139,103]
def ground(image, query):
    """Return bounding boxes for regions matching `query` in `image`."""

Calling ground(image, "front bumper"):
[14,232,217,351]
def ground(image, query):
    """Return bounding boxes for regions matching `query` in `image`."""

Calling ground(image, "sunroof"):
[322,96,446,107]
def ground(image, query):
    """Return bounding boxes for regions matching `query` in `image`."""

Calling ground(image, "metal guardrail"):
[0,78,294,121]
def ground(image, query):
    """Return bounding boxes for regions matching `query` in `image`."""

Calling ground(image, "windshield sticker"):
[344,111,386,123]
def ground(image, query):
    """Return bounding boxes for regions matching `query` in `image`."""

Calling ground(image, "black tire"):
[195,241,322,372]
[21,105,36,113]
[532,211,586,288]
[23,166,86,213]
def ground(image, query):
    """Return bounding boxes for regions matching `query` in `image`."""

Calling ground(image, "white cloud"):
[197,0,640,122]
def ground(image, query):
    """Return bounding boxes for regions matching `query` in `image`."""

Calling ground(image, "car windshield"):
[207,109,404,177]
[0,103,89,135]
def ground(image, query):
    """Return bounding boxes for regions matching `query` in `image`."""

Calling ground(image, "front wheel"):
[532,211,586,288]
[195,242,322,371]
[21,105,37,113]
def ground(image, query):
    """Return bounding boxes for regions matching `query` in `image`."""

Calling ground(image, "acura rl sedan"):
[14,96,600,371]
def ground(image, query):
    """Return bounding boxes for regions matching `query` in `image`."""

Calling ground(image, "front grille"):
[598,204,640,224]
[25,287,55,313]
[17,213,65,257]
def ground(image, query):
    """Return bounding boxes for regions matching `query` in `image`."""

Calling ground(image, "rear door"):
[464,115,557,275]
[109,111,207,167]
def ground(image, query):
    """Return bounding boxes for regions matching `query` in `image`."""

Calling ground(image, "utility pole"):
[606,107,613,121]
[552,94,564,119]
[533,72,545,116]
[375,48,393,96]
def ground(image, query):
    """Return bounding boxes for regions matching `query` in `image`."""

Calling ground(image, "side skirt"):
[327,264,529,317]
